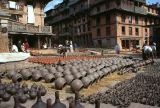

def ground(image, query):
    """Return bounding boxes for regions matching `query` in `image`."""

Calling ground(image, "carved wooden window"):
[122,26,125,35]
[129,27,132,35]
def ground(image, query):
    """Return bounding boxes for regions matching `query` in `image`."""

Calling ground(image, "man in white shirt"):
[143,45,153,60]
[12,45,18,53]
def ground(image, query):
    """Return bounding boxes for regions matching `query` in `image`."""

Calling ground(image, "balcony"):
[0,3,24,15]
[134,6,147,15]
[90,1,147,16]
[51,15,70,24]
[8,22,52,34]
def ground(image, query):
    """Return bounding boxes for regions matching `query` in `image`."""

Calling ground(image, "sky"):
[44,0,160,12]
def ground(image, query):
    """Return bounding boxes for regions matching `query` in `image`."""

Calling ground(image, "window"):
[129,27,132,35]
[27,5,35,24]
[121,15,126,23]
[135,28,139,36]
[83,18,86,22]
[106,26,111,36]
[97,28,101,36]
[96,17,100,26]
[9,1,17,9]
[149,19,153,25]
[145,18,147,25]
[122,26,125,35]
[135,16,138,24]
[122,40,129,49]
[128,16,132,23]
[106,15,110,25]
[145,28,148,36]
[97,6,100,12]
[83,25,86,32]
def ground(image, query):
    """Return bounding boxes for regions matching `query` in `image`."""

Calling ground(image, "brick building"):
[45,0,160,50]
[0,0,54,52]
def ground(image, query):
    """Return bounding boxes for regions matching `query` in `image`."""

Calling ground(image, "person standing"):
[17,40,22,52]
[143,44,153,60]
[151,42,157,59]
[12,44,18,53]
[24,39,29,52]
[114,44,120,54]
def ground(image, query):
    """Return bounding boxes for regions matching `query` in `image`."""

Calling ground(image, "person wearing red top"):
[24,40,29,52]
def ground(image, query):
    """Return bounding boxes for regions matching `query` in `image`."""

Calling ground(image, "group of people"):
[12,40,29,53]
[114,42,157,61]
[57,40,74,57]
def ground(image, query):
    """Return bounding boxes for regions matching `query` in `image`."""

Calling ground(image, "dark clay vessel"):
[51,91,66,108]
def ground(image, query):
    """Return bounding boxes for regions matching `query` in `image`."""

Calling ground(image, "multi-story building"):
[45,0,92,47]
[0,0,53,52]
[45,0,160,50]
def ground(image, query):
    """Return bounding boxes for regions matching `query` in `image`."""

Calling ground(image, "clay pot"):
[9,87,17,95]
[22,83,29,94]
[2,92,11,101]
[14,96,26,108]
[51,91,66,108]
[80,71,87,77]
[54,72,63,78]
[63,70,72,75]
[14,82,21,90]
[47,98,52,108]
[87,75,96,83]
[31,90,47,108]
[72,92,84,108]
[39,85,47,96]
[95,100,100,108]
[55,78,66,90]
[0,89,4,98]
[57,66,64,72]
[21,69,32,80]
[92,72,99,80]
[0,83,5,90]
[64,75,74,84]
[32,72,43,82]
[0,71,6,78]
[12,73,23,83]
[44,74,55,83]
[73,73,83,79]
[29,89,37,100]
[31,83,38,90]
[71,79,84,92]
[19,94,28,103]
[7,71,16,79]
[81,77,91,88]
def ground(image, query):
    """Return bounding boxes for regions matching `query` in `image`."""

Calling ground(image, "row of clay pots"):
[54,60,135,91]
[4,57,134,83]
[0,81,47,103]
